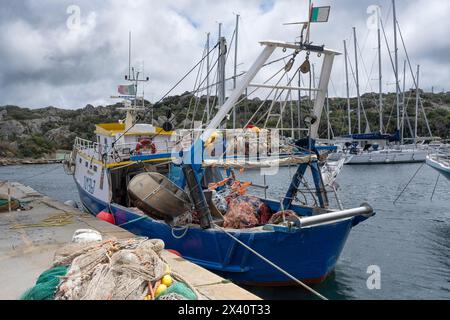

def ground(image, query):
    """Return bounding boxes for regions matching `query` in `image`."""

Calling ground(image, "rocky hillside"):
[1,91,449,159]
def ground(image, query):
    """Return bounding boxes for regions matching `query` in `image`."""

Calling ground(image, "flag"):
[310,6,330,23]
[118,84,137,96]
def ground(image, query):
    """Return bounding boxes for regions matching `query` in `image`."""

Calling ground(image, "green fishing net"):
[20,266,69,300]
[157,282,197,300]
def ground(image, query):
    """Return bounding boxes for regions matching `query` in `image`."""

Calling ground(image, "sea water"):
[1,163,449,300]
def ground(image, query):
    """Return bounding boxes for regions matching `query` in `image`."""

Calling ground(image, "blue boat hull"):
[76,181,365,285]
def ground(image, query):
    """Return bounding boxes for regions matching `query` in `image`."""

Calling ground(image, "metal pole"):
[353,27,361,134]
[393,0,400,133]
[233,15,239,130]
[202,44,276,139]
[377,11,383,133]
[326,91,331,141]
[415,65,420,145]
[217,23,223,107]
[218,37,226,108]
[344,40,351,135]
[128,31,131,79]
[310,52,337,139]
[299,203,374,228]
[297,72,302,138]
[206,33,211,124]
[401,60,406,144]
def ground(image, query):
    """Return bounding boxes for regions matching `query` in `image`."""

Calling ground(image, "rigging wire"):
[214,224,328,300]
[396,21,433,137]
[109,42,220,149]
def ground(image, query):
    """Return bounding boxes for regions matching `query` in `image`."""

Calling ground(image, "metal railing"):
[73,128,304,164]
[74,137,180,163]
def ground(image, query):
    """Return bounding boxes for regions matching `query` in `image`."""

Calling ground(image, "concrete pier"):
[0,181,259,300]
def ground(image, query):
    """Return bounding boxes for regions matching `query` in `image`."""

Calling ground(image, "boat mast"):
[128,31,132,81]
[414,65,420,145]
[401,60,406,144]
[392,0,400,135]
[297,72,302,138]
[326,91,331,140]
[343,40,351,135]
[233,14,239,129]
[218,23,226,108]
[377,8,383,133]
[353,27,361,134]
[206,32,211,124]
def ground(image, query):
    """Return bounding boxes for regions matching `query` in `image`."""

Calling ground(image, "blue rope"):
[118,215,149,227]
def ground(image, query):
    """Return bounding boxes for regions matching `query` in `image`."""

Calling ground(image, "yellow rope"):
[10,212,74,229]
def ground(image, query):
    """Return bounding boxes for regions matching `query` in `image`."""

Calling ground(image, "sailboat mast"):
[392,0,400,133]
[401,60,406,144]
[326,91,331,141]
[233,14,239,129]
[344,40,351,135]
[206,33,211,124]
[353,27,361,134]
[414,65,420,145]
[377,9,383,133]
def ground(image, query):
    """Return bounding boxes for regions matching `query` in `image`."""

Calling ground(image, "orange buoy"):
[97,211,115,225]
[166,249,182,257]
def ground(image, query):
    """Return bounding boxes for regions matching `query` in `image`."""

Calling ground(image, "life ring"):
[136,139,157,155]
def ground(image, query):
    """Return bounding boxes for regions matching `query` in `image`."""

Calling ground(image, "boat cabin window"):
[85,161,88,168]
[93,166,98,172]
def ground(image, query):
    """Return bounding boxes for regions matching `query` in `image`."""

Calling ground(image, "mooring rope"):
[214,224,328,300]
[430,173,441,201]
[393,163,424,204]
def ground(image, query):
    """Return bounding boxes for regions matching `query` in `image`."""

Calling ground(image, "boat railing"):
[74,137,179,163]
[429,153,450,167]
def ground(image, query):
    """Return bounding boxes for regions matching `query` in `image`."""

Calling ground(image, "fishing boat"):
[426,149,450,181]
[66,11,375,285]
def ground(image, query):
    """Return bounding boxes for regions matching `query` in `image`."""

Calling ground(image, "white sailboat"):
[338,0,430,165]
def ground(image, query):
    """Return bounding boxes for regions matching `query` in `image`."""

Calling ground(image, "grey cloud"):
[0,0,448,109]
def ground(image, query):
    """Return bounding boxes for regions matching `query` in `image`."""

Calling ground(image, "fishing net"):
[0,195,20,212]
[156,281,197,300]
[20,266,69,300]
[223,195,272,229]
[268,210,300,225]
[52,238,199,300]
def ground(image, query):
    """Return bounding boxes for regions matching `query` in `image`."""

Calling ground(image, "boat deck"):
[0,181,259,300]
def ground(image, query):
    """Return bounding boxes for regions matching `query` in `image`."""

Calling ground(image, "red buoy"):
[166,249,182,257]
[97,211,115,225]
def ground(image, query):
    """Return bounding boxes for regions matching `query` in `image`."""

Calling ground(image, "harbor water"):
[1,163,449,300]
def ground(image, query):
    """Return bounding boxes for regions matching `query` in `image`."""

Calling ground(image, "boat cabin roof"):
[95,123,174,137]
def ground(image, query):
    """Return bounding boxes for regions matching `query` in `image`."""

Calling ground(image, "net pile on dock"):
[0,194,20,212]
[21,238,199,300]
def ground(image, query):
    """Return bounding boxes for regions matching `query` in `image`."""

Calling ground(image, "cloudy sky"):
[0,0,448,109]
